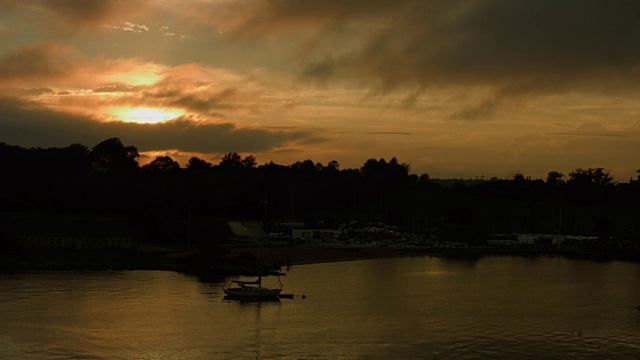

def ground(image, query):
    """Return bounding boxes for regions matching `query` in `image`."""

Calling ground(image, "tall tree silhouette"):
[90,138,139,175]
[568,168,613,186]
[546,171,565,185]
[186,157,213,173]
[142,156,180,173]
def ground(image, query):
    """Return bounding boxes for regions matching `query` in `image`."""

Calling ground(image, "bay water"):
[0,256,639,359]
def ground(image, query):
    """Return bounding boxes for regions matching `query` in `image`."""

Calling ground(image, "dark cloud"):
[106,83,242,114]
[302,56,338,80]
[0,1,151,35]
[213,0,640,118]
[21,87,55,95]
[576,122,605,132]
[164,92,237,112]
[45,0,118,19]
[449,99,502,121]
[38,0,151,29]
[0,43,76,83]
[210,0,408,36]
[0,96,328,153]
[118,117,325,153]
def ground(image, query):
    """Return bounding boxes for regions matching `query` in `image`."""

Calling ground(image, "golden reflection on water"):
[0,258,639,359]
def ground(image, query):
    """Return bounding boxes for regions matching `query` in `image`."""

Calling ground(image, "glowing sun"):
[110,107,183,124]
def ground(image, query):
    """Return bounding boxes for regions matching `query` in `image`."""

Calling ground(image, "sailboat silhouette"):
[223,189,283,298]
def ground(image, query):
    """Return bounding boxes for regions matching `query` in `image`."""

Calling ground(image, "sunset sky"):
[2,0,640,180]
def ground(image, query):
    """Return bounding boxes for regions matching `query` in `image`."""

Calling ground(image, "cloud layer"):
[2,0,640,179]
[0,96,326,155]
[204,0,640,118]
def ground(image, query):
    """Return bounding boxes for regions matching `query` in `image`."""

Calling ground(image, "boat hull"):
[223,287,282,298]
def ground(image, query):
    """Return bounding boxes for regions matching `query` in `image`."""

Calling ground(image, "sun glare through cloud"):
[2,0,640,180]
[109,107,184,124]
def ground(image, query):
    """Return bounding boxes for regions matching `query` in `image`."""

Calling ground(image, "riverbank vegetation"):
[1,137,640,273]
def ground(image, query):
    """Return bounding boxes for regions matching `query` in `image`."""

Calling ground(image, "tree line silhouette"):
[1,138,639,246]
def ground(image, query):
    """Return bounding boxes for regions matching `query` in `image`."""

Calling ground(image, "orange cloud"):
[0,42,165,89]
[0,95,328,154]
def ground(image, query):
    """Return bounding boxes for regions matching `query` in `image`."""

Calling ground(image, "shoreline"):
[224,243,640,267]
[225,244,418,266]
[2,244,638,279]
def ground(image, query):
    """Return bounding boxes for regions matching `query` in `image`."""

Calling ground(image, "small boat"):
[223,276,282,298]
[223,189,284,299]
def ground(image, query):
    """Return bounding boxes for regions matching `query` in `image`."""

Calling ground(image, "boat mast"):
[263,187,282,288]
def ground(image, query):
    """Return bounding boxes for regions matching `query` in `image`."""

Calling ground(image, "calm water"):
[0,256,639,359]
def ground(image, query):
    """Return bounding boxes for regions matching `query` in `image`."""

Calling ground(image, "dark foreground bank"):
[2,244,639,280]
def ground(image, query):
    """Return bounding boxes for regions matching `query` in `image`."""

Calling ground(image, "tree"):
[219,152,243,169]
[565,168,615,204]
[66,143,90,158]
[241,155,257,169]
[290,159,317,174]
[568,168,613,186]
[360,158,381,178]
[546,171,565,184]
[388,157,410,179]
[186,157,212,172]
[326,160,340,171]
[90,138,139,174]
[219,152,256,169]
[60,143,92,173]
[142,156,180,173]
[360,157,410,194]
